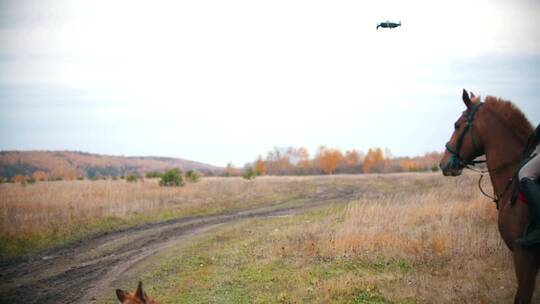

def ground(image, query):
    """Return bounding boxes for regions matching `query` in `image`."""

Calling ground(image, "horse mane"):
[483,96,533,144]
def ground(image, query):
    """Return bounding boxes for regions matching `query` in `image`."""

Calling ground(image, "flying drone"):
[377,21,401,30]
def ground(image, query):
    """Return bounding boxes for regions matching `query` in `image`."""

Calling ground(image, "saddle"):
[515,177,540,205]
[512,130,540,206]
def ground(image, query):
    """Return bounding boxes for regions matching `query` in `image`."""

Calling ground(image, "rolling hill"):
[0,151,222,179]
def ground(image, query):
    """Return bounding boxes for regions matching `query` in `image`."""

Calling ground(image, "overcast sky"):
[1,0,539,166]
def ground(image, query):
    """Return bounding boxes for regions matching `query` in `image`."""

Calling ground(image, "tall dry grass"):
[335,181,509,302]
[133,173,526,303]
[260,173,520,303]
[0,176,316,256]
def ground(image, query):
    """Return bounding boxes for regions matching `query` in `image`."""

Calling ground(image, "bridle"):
[444,102,485,170]
[443,101,519,208]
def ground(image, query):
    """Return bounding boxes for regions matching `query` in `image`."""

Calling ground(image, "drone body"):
[377,21,401,30]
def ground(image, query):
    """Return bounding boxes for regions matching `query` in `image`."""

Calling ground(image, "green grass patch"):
[352,288,388,304]
[127,205,416,304]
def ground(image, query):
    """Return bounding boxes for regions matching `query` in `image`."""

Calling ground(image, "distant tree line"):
[225,146,442,177]
[0,147,443,184]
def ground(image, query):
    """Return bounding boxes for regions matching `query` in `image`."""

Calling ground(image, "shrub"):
[126,174,138,182]
[242,167,257,180]
[159,169,184,187]
[13,175,26,184]
[146,172,163,178]
[32,171,48,181]
[186,170,200,183]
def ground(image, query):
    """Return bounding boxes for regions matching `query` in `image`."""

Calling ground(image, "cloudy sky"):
[1,0,539,166]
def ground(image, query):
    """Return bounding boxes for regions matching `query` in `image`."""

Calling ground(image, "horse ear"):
[462,89,472,109]
[116,289,127,302]
[470,92,481,104]
[135,281,144,300]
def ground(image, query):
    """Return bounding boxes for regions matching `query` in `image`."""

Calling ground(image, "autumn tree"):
[13,175,26,183]
[316,146,343,175]
[395,151,443,172]
[344,150,360,167]
[64,169,77,180]
[254,156,266,176]
[362,147,385,173]
[50,167,77,180]
[32,171,49,181]
[399,158,418,171]
[265,147,293,175]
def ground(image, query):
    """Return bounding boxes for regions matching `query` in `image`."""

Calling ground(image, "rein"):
[465,128,536,210]
[468,165,517,209]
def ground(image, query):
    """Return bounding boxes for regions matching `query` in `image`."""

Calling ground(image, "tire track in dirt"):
[0,187,361,304]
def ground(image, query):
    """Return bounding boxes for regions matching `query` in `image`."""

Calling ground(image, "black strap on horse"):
[445,102,485,168]
[443,102,498,207]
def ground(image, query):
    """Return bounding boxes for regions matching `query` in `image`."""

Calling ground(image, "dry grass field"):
[124,172,528,303]
[2,172,538,303]
[0,176,318,258]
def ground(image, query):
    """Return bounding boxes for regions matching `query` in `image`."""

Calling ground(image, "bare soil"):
[0,186,360,304]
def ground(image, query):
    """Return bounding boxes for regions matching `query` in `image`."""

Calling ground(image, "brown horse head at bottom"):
[116,281,158,304]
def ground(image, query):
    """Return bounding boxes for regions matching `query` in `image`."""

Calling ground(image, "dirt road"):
[0,187,359,304]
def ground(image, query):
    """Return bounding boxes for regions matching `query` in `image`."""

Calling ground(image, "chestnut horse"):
[440,89,539,303]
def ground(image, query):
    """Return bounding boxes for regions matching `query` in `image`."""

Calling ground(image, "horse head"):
[440,89,485,176]
[116,281,157,304]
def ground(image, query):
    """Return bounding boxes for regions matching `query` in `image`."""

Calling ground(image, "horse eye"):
[454,123,459,130]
